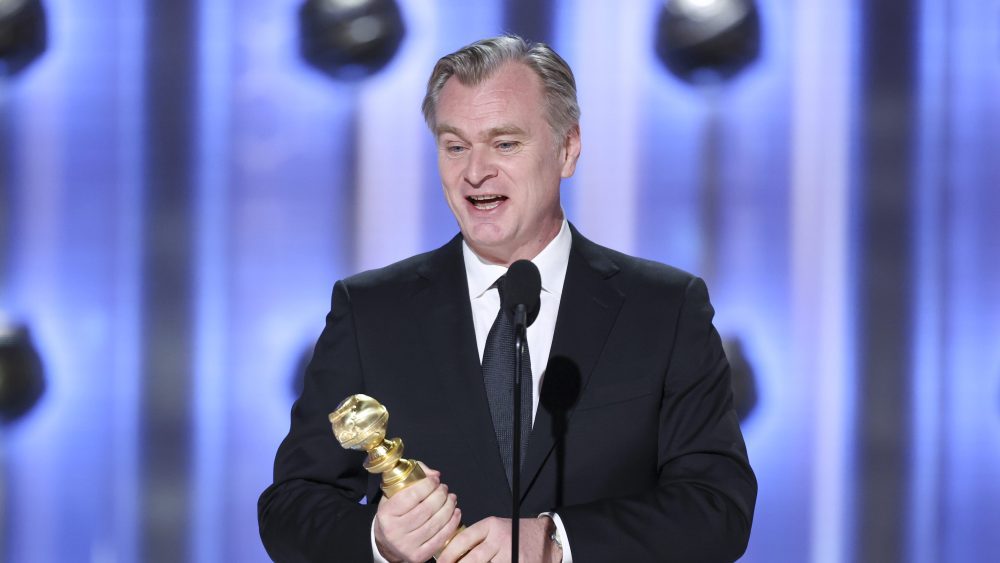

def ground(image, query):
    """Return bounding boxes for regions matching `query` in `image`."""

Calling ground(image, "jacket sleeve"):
[556,276,757,562]
[258,281,379,562]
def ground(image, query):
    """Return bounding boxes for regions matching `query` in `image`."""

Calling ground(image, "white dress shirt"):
[372,219,575,562]
[462,218,571,422]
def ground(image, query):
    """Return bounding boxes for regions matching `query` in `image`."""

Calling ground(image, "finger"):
[411,492,458,548]
[461,518,509,563]
[378,482,450,547]
[428,507,463,555]
[438,518,488,563]
[457,539,500,563]
[400,484,456,544]
[417,461,441,480]
[379,473,440,517]
[374,484,449,560]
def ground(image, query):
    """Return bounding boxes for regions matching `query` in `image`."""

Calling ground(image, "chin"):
[463,223,509,245]
[467,238,512,257]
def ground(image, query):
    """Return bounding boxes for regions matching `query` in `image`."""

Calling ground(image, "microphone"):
[502,259,541,328]
[500,259,540,563]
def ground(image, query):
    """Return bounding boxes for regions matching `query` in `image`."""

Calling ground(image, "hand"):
[373,463,462,563]
[437,516,560,563]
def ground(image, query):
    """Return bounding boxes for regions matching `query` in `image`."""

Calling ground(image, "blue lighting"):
[1,1,998,561]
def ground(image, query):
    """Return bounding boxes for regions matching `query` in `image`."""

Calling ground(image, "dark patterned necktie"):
[482,275,533,490]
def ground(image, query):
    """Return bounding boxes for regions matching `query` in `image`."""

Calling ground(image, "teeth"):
[467,194,506,210]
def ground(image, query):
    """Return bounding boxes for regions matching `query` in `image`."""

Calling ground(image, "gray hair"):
[421,34,581,140]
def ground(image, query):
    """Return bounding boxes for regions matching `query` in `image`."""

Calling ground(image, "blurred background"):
[0,0,998,561]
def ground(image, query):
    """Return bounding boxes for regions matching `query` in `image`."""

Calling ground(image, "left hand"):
[436,516,560,563]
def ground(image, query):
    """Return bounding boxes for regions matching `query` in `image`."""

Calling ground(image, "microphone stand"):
[512,303,527,563]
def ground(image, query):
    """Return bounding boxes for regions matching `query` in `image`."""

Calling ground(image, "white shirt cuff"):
[541,512,574,563]
[371,518,391,563]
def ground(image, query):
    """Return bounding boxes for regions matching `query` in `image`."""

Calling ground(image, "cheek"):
[438,160,460,184]
[442,186,464,209]
[438,171,462,197]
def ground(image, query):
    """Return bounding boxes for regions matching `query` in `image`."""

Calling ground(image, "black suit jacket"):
[258,226,756,562]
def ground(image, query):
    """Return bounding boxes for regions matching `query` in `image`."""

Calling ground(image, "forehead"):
[435,62,547,134]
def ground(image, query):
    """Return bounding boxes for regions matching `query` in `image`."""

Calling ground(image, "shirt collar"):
[463,218,572,300]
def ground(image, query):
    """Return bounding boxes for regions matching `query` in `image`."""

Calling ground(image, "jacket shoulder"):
[575,234,698,293]
[338,235,461,297]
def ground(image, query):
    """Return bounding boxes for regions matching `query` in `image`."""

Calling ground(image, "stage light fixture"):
[654,1,764,420]
[298,0,405,81]
[0,323,45,424]
[655,0,760,84]
[0,0,46,76]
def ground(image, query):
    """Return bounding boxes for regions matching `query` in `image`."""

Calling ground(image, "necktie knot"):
[493,275,506,304]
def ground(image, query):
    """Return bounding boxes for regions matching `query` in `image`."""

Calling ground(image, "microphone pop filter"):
[503,260,542,327]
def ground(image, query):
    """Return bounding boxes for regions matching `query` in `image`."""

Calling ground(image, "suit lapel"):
[519,228,624,501]
[412,236,512,508]
[407,229,625,508]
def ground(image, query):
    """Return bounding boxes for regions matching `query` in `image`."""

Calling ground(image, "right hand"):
[373,463,462,563]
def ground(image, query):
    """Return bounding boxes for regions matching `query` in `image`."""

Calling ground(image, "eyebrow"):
[435,124,464,139]
[483,125,526,138]
[435,123,527,141]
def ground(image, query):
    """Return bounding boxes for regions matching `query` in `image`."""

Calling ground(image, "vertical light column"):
[790,1,856,562]
[0,79,9,307]
[192,0,231,561]
[355,0,438,272]
[4,1,66,559]
[909,0,948,561]
[939,0,1000,560]
[556,0,650,255]
[226,1,369,558]
[139,0,197,558]
[112,0,146,561]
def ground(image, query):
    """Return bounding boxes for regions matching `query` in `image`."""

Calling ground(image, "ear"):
[559,124,582,179]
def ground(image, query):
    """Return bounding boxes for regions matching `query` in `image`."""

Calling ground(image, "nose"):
[463,147,497,188]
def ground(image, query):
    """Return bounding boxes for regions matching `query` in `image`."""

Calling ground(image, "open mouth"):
[467,194,508,210]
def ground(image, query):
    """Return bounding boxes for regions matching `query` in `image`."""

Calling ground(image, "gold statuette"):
[329,393,427,497]
[330,394,464,559]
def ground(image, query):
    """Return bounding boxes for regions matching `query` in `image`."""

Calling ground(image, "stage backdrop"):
[0,0,997,561]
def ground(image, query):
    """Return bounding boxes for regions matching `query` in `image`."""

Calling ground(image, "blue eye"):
[497,141,519,152]
[446,145,466,155]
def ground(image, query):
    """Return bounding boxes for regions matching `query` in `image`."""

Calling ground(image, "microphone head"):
[503,260,542,327]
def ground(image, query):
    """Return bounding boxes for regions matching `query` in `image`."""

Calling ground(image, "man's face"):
[434,62,581,265]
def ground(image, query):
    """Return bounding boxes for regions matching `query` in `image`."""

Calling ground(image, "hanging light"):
[654,0,761,85]
[298,0,405,81]
[0,323,45,424]
[0,0,46,77]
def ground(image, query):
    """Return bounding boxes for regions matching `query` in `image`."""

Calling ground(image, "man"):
[259,35,756,562]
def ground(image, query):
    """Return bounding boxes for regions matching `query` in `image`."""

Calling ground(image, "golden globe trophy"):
[330,394,463,559]
[329,393,427,496]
